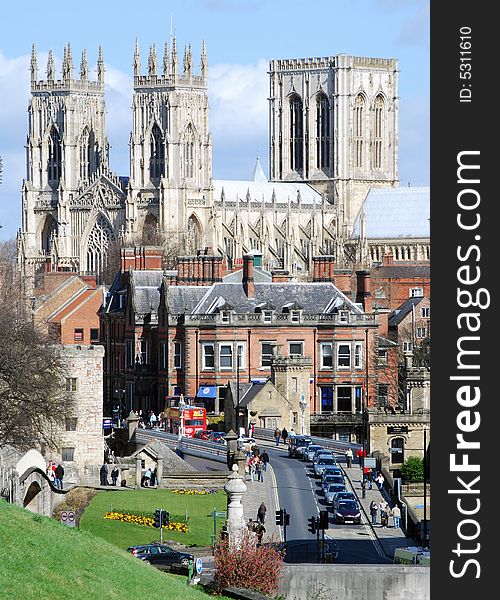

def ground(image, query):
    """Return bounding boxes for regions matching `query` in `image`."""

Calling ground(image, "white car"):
[237,437,257,452]
[304,444,324,462]
[314,456,338,477]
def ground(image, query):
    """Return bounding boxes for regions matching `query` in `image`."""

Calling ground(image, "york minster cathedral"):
[17,36,428,286]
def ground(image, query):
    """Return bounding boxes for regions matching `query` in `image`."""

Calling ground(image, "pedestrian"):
[375,472,385,491]
[369,500,378,525]
[248,455,256,482]
[143,467,152,487]
[99,462,109,486]
[367,469,374,490]
[260,451,270,471]
[380,499,389,528]
[255,457,264,482]
[111,465,119,486]
[274,428,281,446]
[150,412,158,429]
[391,504,401,529]
[281,428,288,445]
[254,522,266,545]
[46,461,56,485]
[288,428,296,438]
[247,518,255,531]
[345,448,353,468]
[257,502,267,524]
[150,467,157,487]
[55,464,64,490]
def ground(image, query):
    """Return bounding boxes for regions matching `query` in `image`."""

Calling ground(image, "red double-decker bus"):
[165,405,207,438]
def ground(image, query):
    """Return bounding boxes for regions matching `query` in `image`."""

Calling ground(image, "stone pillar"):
[135,457,142,487]
[156,458,164,488]
[224,465,247,548]
[127,411,140,440]
[226,429,237,469]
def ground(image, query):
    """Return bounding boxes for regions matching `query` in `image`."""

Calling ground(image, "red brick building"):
[100,247,403,442]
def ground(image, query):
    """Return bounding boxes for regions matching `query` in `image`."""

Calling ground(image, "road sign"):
[214,511,226,517]
[60,510,68,522]
[364,457,377,468]
[195,557,203,574]
[60,510,76,527]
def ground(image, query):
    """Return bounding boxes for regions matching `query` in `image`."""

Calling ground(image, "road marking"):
[268,464,283,542]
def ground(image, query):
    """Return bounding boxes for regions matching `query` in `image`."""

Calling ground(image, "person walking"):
[150,412,158,429]
[375,472,385,491]
[380,499,389,528]
[55,464,64,490]
[46,461,56,485]
[281,428,288,445]
[248,455,256,482]
[391,504,401,529]
[274,428,281,446]
[111,465,119,486]
[345,448,353,468]
[255,457,264,482]
[369,500,378,525]
[150,467,157,487]
[143,467,152,487]
[257,502,267,524]
[260,451,270,472]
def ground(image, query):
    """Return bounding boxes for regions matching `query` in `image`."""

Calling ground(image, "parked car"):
[313,449,335,464]
[331,491,356,504]
[294,440,313,458]
[333,499,362,524]
[193,429,211,440]
[321,474,345,494]
[303,444,324,462]
[208,431,227,445]
[288,435,311,457]
[325,483,348,504]
[237,436,256,451]
[127,543,194,571]
[314,457,339,477]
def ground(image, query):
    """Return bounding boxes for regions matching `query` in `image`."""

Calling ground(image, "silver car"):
[325,483,347,504]
[304,444,324,462]
[314,457,338,477]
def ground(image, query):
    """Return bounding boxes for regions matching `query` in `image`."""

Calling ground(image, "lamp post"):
[299,393,307,435]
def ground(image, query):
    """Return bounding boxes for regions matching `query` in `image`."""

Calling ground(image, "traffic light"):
[154,509,162,528]
[319,510,329,530]
[275,509,284,526]
[308,516,317,534]
[284,511,290,526]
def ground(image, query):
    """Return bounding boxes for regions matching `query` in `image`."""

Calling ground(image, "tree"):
[0,240,73,450]
[400,456,424,482]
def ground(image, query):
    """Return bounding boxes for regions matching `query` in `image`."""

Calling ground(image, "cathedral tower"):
[269,54,399,235]
[19,45,125,286]
[127,37,214,251]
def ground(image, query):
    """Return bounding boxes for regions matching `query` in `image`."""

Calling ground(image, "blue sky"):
[0,0,429,240]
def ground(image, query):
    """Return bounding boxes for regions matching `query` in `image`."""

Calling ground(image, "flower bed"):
[104,511,188,533]
[170,488,217,495]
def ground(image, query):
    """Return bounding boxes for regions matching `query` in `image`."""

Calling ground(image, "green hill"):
[0,500,223,600]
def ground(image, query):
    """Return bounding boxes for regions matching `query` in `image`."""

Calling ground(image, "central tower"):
[127,38,214,251]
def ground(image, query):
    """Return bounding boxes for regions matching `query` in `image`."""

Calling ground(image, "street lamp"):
[299,393,307,435]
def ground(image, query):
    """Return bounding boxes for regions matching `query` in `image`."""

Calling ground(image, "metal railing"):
[253,427,361,454]
[134,429,228,463]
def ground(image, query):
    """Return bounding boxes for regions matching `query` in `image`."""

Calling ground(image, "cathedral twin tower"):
[18,38,398,285]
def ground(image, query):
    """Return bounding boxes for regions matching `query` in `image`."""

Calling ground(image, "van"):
[393,547,430,565]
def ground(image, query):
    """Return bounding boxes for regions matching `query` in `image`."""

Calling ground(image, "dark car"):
[127,543,194,571]
[321,474,345,494]
[208,431,227,444]
[324,483,347,504]
[288,436,311,457]
[333,499,362,524]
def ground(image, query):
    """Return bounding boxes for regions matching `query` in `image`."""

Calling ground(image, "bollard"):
[187,558,194,584]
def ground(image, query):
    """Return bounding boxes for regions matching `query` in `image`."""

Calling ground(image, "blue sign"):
[195,557,203,574]
[196,385,217,398]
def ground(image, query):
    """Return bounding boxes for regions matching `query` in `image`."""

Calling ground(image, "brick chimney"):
[356,269,372,313]
[271,269,291,283]
[242,253,255,298]
[121,246,163,271]
[383,252,394,266]
[312,256,335,282]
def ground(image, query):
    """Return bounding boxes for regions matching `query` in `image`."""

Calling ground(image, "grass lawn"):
[79,488,227,550]
[0,500,232,600]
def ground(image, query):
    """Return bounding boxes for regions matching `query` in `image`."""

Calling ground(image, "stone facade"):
[47,344,105,485]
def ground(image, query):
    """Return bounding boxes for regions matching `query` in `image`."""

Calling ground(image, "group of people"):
[141,466,158,487]
[245,447,270,483]
[46,461,64,490]
[246,502,267,544]
[369,499,401,528]
[273,427,297,446]
[99,462,120,486]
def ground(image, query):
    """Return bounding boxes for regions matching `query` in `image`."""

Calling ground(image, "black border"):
[432,3,495,597]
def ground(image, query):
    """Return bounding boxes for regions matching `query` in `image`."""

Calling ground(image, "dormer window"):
[291,310,300,323]
[339,310,349,323]
[263,310,273,323]
[221,311,230,323]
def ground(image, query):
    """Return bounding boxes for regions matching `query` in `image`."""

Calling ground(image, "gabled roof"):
[47,287,103,323]
[213,179,323,206]
[388,296,427,327]
[130,270,163,315]
[373,263,430,279]
[352,186,430,239]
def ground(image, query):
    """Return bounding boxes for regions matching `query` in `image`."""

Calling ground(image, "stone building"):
[17,39,412,288]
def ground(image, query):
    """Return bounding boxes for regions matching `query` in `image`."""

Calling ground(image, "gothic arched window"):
[149,124,165,181]
[186,214,202,253]
[316,93,330,170]
[80,127,97,180]
[85,214,115,279]
[40,214,57,254]
[289,94,303,172]
[184,125,195,179]
[48,126,62,186]
[354,95,365,168]
[142,212,159,244]
[372,95,385,169]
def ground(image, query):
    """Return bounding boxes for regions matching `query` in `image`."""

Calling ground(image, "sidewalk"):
[241,462,281,543]
[341,461,417,559]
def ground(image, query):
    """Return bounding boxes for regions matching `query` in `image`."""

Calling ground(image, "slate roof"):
[373,264,430,279]
[222,266,272,283]
[388,297,426,327]
[130,270,163,315]
[352,186,430,239]
[166,285,211,314]
[192,281,362,315]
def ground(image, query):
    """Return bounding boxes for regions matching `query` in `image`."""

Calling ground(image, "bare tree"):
[0,240,72,450]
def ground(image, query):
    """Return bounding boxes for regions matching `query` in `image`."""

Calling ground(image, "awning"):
[196,385,217,399]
